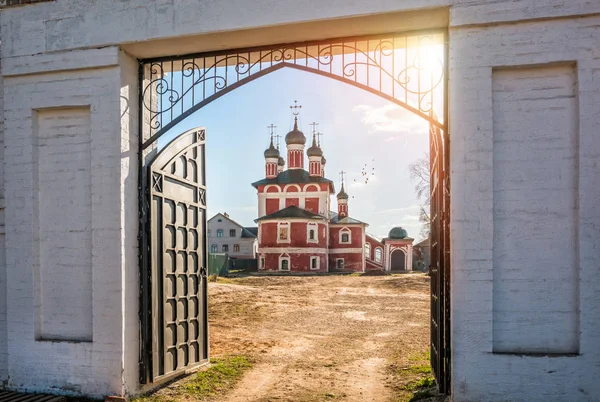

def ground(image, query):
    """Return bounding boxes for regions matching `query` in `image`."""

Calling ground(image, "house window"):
[280,258,290,271]
[230,229,236,237]
[233,244,240,252]
[365,243,371,259]
[375,248,383,263]
[217,229,223,238]
[218,218,222,222]
[336,259,344,269]
[210,244,218,252]
[310,256,319,270]
[277,222,290,243]
[222,244,229,252]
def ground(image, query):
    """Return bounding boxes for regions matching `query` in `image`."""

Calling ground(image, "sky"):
[161,68,431,241]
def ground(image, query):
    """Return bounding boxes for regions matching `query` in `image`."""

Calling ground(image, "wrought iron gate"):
[138,30,450,392]
[429,120,450,394]
[140,128,209,384]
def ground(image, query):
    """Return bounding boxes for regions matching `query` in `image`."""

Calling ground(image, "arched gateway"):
[138,31,450,392]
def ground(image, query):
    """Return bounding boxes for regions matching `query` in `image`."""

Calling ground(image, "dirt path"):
[208,274,431,402]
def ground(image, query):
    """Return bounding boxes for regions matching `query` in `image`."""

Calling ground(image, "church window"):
[375,248,383,263]
[280,258,290,271]
[336,259,344,269]
[217,229,223,237]
[230,229,236,237]
[233,244,240,252]
[310,256,319,270]
[340,228,351,244]
[210,244,218,252]
[277,222,290,243]
[260,257,265,269]
[365,243,371,259]
[222,244,229,252]
[307,223,318,243]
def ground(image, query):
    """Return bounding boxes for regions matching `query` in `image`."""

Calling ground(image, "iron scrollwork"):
[141,32,445,146]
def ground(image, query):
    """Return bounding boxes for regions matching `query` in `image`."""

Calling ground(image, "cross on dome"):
[290,100,302,116]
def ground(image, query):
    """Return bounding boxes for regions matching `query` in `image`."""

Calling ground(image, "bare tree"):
[409,153,431,238]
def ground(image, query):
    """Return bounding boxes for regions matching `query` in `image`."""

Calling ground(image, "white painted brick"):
[0,1,598,401]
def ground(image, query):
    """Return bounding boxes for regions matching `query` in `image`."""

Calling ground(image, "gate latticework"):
[138,31,450,392]
[140,128,208,384]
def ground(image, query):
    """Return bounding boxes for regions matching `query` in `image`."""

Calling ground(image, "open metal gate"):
[429,120,450,394]
[138,30,450,392]
[140,128,209,384]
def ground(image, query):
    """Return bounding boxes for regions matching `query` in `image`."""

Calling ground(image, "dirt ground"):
[208,273,436,402]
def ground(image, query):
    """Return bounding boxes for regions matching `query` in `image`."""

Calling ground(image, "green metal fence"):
[208,253,230,277]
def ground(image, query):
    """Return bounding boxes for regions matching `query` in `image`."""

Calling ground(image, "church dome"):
[278,156,285,166]
[337,183,349,200]
[306,135,323,157]
[264,140,280,158]
[285,118,306,145]
[322,156,327,165]
[388,226,408,239]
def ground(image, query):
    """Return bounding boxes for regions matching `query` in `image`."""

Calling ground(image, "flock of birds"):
[350,159,376,199]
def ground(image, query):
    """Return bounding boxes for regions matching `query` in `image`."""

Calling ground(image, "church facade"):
[252,112,413,273]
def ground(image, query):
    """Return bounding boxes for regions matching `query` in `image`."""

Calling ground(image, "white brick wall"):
[450,14,600,402]
[0,1,598,400]
[3,59,128,398]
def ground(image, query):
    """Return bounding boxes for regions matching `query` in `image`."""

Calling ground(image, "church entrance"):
[390,249,407,271]
[138,30,450,393]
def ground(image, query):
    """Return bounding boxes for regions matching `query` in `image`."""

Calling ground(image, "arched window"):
[222,244,229,252]
[365,243,371,259]
[210,244,218,252]
[375,247,383,263]
[233,244,240,252]
[340,228,351,244]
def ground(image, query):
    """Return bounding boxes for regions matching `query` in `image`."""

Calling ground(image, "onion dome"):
[388,226,408,239]
[337,183,349,200]
[278,156,285,166]
[321,156,327,165]
[306,134,323,157]
[264,139,280,158]
[285,117,306,145]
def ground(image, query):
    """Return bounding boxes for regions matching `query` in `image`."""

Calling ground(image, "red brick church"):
[252,107,414,273]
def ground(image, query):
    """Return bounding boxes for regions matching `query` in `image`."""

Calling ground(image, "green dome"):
[337,183,349,200]
[278,156,285,166]
[388,226,408,239]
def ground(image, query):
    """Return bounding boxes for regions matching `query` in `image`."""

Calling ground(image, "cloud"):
[353,104,428,136]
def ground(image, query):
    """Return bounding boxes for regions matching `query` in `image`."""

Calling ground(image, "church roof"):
[255,205,327,222]
[264,139,280,158]
[285,117,306,145]
[251,169,335,191]
[330,215,368,225]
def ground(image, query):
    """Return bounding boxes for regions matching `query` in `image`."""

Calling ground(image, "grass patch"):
[132,355,253,402]
[388,349,441,402]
